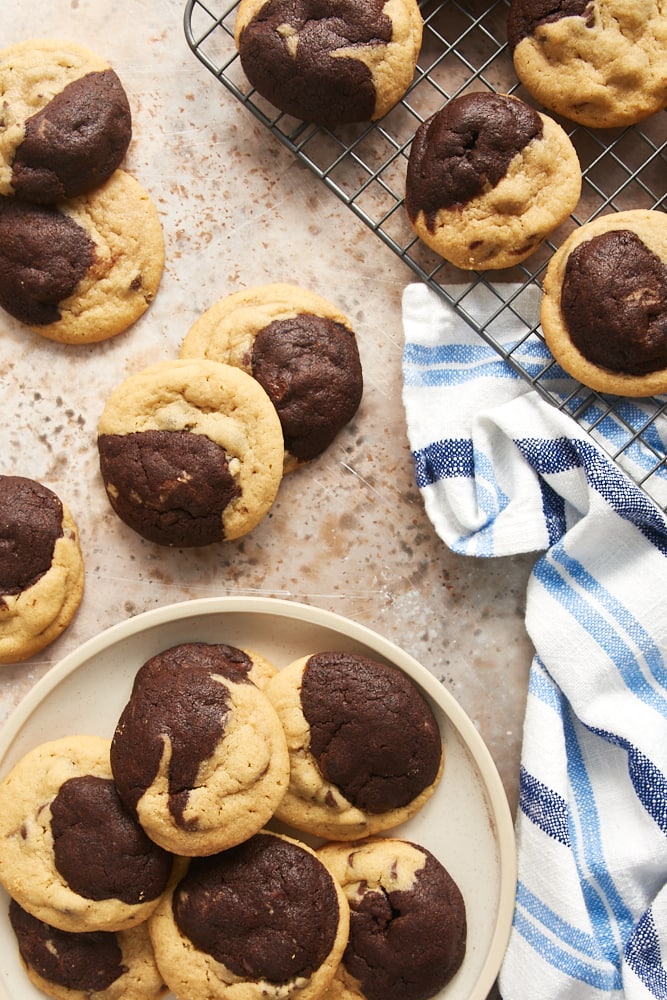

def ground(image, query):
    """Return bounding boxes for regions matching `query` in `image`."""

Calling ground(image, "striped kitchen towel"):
[401,281,667,999]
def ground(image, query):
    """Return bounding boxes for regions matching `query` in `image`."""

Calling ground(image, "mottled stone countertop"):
[0,2,537,994]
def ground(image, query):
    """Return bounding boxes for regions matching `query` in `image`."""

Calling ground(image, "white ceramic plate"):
[0,597,516,1000]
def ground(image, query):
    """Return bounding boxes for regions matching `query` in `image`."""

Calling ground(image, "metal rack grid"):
[184,0,667,511]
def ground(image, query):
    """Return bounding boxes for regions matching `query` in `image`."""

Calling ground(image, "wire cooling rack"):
[184,0,667,511]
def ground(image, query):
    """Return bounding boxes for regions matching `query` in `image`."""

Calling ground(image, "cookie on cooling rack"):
[0,169,164,344]
[234,0,423,125]
[405,91,581,270]
[180,283,363,473]
[264,651,444,840]
[9,902,166,1000]
[0,475,84,665]
[541,209,667,397]
[0,38,132,203]
[110,642,290,856]
[149,831,349,1000]
[97,358,284,546]
[318,837,467,1000]
[507,0,667,128]
[0,735,174,934]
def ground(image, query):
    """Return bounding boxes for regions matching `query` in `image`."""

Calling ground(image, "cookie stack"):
[0,641,467,1000]
[0,38,164,344]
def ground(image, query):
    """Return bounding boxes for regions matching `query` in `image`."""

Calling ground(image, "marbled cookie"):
[507,0,667,128]
[9,901,166,1000]
[0,475,84,665]
[0,38,131,203]
[180,283,363,472]
[149,831,350,1000]
[0,169,164,344]
[110,642,290,856]
[319,837,467,1000]
[405,91,581,270]
[235,0,423,126]
[264,651,444,840]
[541,209,667,397]
[0,735,173,933]
[97,358,284,546]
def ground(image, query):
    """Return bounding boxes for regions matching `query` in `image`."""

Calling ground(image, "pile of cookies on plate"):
[0,640,467,999]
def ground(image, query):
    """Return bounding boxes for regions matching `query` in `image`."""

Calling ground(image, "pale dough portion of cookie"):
[34,169,164,344]
[0,735,165,933]
[0,500,84,665]
[0,38,111,196]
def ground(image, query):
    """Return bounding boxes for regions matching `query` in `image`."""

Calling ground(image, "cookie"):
[0,475,84,665]
[110,642,290,856]
[264,651,444,840]
[541,209,667,397]
[405,91,581,270]
[0,38,132,203]
[0,735,174,933]
[148,831,350,1000]
[9,901,166,1000]
[507,0,667,128]
[234,0,423,126]
[0,169,164,344]
[97,359,284,546]
[318,837,467,1000]
[180,283,364,473]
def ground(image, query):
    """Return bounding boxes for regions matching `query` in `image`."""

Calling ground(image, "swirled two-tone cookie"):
[0,735,173,933]
[318,837,467,1000]
[234,0,423,125]
[0,38,132,204]
[180,284,364,473]
[110,642,290,856]
[97,359,284,546]
[264,651,444,840]
[405,92,581,270]
[148,831,350,1000]
[541,209,667,397]
[0,169,164,344]
[0,475,84,665]
[507,0,667,128]
[9,902,166,1000]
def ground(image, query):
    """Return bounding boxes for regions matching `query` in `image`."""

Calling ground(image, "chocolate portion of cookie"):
[111,642,252,827]
[561,229,667,375]
[301,652,442,812]
[251,313,363,461]
[173,833,341,980]
[11,69,132,204]
[0,475,64,595]
[9,899,124,992]
[0,196,95,325]
[50,775,172,904]
[97,428,241,547]
[405,92,543,229]
[237,0,392,124]
[345,846,467,1000]
[507,0,593,50]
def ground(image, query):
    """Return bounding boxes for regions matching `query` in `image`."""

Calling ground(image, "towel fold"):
[401,282,667,999]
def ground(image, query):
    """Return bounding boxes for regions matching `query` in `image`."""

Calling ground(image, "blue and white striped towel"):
[401,282,667,999]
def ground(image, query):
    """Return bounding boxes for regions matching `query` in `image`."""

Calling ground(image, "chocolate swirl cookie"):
[0,475,84,664]
[180,283,363,472]
[541,209,667,396]
[148,831,350,1000]
[405,92,581,270]
[0,735,174,933]
[264,651,444,839]
[110,642,290,856]
[0,38,132,203]
[234,0,423,125]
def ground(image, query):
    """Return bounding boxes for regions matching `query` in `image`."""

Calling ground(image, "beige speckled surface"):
[0,5,536,991]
